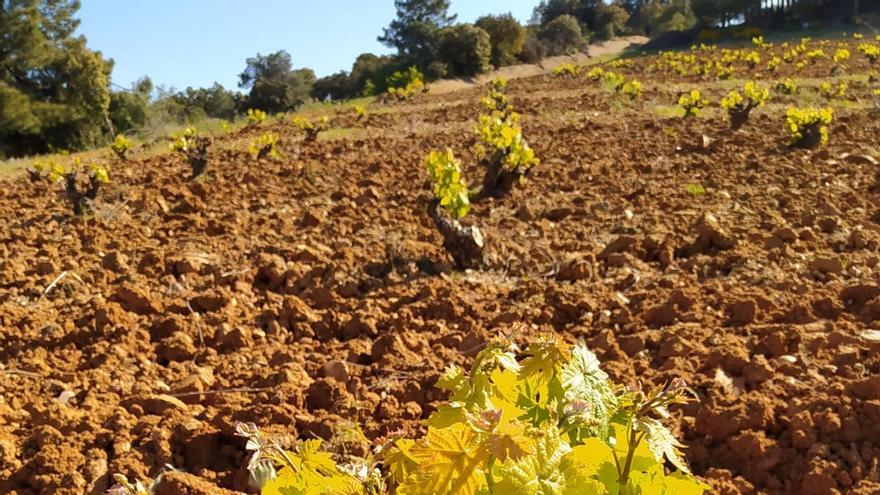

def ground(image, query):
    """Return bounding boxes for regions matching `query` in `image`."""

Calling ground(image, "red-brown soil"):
[2,40,880,495]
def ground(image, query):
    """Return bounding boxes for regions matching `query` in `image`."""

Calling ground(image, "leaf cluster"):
[248,133,283,160]
[425,149,470,220]
[786,106,833,147]
[387,335,708,495]
[110,134,133,160]
[677,89,707,118]
[552,63,579,78]
[169,127,198,153]
[820,81,847,100]
[293,115,330,141]
[858,43,880,63]
[247,108,268,125]
[242,335,708,495]
[720,81,769,112]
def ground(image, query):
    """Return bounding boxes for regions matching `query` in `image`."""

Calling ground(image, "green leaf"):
[560,343,619,440]
[401,424,487,495]
[495,428,604,495]
[637,418,691,474]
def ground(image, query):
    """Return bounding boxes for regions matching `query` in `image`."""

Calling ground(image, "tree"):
[238,51,315,113]
[173,83,239,121]
[639,0,696,34]
[109,76,152,135]
[532,0,582,25]
[312,71,353,101]
[378,0,457,70]
[475,14,527,68]
[0,0,112,157]
[349,53,400,95]
[538,14,586,55]
[437,24,492,77]
[594,2,630,39]
[518,29,547,63]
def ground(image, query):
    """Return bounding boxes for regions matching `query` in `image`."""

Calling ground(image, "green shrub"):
[539,15,586,56]
[437,24,493,77]
[475,14,527,68]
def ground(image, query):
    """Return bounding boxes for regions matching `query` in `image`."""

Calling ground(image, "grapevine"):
[248,132,283,160]
[248,108,268,125]
[293,115,330,141]
[169,127,211,177]
[110,134,132,160]
[720,81,769,129]
[242,335,708,495]
[786,106,833,148]
[424,149,483,270]
[678,89,707,118]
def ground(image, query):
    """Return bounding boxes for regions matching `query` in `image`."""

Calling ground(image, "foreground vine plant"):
[786,107,833,148]
[40,157,110,215]
[110,134,132,160]
[678,90,707,118]
[424,149,484,269]
[242,335,707,495]
[169,127,211,178]
[248,132,283,160]
[293,115,330,141]
[720,81,769,130]
[474,79,539,199]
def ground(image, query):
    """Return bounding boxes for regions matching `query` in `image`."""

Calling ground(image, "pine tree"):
[0,0,112,157]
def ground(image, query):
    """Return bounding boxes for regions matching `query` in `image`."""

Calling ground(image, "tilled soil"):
[2,44,880,495]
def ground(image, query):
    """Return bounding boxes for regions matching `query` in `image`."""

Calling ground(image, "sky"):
[77,0,538,93]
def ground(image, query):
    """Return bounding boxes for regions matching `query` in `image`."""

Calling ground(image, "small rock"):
[102,252,129,272]
[190,293,229,312]
[301,210,325,227]
[816,217,838,233]
[158,331,197,362]
[557,257,592,281]
[280,295,319,325]
[35,260,57,276]
[773,227,797,243]
[172,367,216,400]
[322,360,350,384]
[851,376,880,400]
[727,300,758,326]
[598,236,637,260]
[743,357,774,386]
[154,472,239,495]
[515,205,535,221]
[306,378,351,411]
[0,437,18,467]
[135,394,188,415]
[545,207,573,222]
[810,256,843,274]
[696,213,736,249]
[112,286,160,315]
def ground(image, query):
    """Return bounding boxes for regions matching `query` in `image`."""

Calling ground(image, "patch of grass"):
[295,96,376,118]
[317,127,368,141]
[0,148,110,178]
[652,104,685,119]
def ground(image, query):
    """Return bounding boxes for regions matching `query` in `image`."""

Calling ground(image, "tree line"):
[1,0,877,158]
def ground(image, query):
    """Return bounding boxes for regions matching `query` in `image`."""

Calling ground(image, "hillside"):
[2,37,880,494]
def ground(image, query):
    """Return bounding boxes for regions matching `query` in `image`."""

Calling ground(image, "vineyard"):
[2,34,880,495]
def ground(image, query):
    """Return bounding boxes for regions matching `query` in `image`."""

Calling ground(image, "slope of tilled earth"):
[2,53,880,495]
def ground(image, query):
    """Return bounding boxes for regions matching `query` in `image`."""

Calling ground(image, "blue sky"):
[77,1,537,92]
